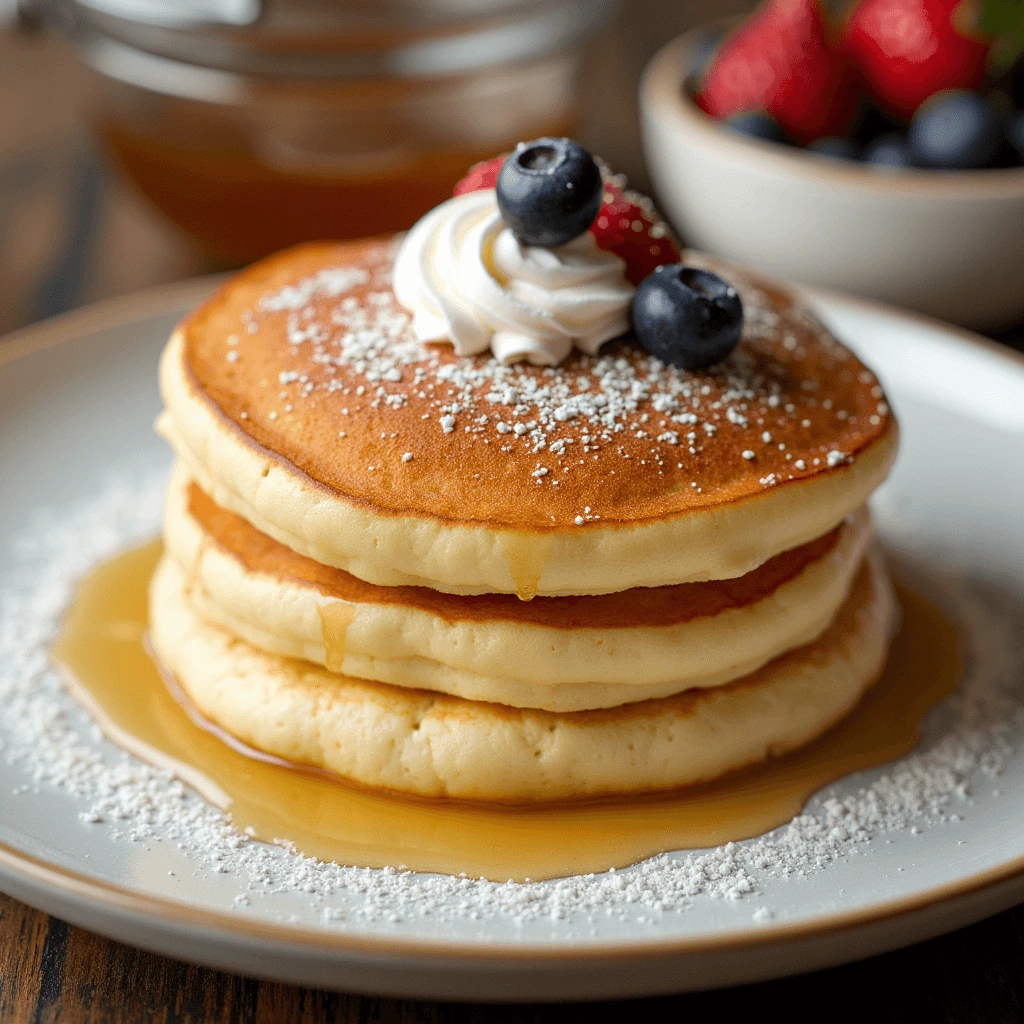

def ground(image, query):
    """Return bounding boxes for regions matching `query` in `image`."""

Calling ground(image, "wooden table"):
[4,15,1024,1021]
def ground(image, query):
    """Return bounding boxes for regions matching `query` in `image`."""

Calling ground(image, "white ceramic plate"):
[2,280,1024,1002]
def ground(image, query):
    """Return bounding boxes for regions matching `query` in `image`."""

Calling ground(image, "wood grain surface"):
[4,4,1024,1019]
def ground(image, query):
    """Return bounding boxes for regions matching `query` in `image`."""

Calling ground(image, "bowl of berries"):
[640,0,1024,331]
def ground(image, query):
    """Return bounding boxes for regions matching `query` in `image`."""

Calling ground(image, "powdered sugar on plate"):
[1,473,1023,938]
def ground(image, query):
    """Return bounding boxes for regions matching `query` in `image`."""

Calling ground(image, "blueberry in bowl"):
[807,136,860,161]
[1009,110,1024,162]
[725,112,791,144]
[863,132,915,168]
[908,90,1003,169]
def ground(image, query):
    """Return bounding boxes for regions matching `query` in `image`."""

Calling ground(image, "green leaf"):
[978,0,1024,36]
[977,0,1024,71]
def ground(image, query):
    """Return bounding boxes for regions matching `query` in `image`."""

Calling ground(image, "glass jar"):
[31,0,619,264]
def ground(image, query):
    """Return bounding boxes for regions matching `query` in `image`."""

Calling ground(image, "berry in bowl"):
[640,0,1024,330]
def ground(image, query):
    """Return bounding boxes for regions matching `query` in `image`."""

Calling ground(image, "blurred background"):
[0,0,755,336]
[4,0,1022,338]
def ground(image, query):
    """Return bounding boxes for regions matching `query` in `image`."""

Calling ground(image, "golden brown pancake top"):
[189,482,841,629]
[182,238,892,529]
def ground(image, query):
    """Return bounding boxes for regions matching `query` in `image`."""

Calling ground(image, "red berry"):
[698,0,859,143]
[453,156,506,196]
[589,183,681,286]
[840,0,989,121]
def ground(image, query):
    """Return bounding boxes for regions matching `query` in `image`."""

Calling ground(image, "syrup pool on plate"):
[53,541,962,882]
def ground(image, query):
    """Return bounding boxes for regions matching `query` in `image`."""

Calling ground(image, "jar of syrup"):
[29,0,618,264]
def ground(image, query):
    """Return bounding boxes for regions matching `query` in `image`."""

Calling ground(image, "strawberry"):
[697,0,859,143]
[453,155,505,196]
[454,160,681,285]
[839,0,989,120]
[589,182,681,286]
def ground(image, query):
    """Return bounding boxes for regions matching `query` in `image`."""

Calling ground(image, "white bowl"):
[639,28,1024,331]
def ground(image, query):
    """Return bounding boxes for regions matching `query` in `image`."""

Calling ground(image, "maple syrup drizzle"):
[318,601,357,673]
[52,540,962,882]
[499,532,553,601]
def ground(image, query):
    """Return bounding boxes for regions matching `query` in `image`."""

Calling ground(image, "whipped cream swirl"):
[392,189,634,366]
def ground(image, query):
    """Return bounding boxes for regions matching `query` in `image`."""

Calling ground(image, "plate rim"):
[2,277,1024,962]
[4,837,1024,963]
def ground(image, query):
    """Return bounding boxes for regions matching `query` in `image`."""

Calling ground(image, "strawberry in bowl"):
[697,0,859,144]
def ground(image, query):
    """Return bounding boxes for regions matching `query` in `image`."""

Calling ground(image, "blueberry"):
[807,136,860,161]
[724,111,790,145]
[1006,109,1024,162]
[987,87,1014,119]
[496,138,603,248]
[864,132,915,168]
[632,265,743,371]
[685,25,727,96]
[851,102,907,149]
[909,90,1002,169]
[1006,55,1024,107]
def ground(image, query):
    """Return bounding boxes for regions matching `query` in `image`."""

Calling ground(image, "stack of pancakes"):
[151,239,899,802]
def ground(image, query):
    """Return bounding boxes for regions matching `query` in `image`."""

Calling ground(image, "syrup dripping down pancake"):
[166,463,874,712]
[149,548,897,801]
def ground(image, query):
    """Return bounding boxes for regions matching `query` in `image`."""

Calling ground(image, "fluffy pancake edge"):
[159,330,898,595]
[163,461,875,710]
[148,548,896,800]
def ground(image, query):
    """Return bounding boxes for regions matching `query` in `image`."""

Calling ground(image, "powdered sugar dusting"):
[259,267,370,313]
[1,476,1023,935]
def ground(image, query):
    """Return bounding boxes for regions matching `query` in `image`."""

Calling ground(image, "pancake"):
[165,463,874,711]
[158,240,897,597]
[148,547,896,802]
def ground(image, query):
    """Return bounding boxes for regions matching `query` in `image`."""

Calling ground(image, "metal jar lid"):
[25,0,620,79]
